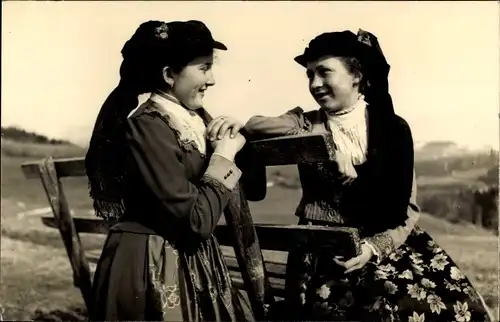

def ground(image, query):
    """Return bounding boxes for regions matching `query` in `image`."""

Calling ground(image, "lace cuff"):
[202,154,242,191]
[364,233,395,263]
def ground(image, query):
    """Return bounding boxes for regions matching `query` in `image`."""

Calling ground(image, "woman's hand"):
[211,132,246,161]
[333,243,373,274]
[207,116,244,141]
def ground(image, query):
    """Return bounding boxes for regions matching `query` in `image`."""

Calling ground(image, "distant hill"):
[415,152,498,178]
[1,138,86,159]
[0,127,86,159]
[1,126,74,146]
[414,141,495,161]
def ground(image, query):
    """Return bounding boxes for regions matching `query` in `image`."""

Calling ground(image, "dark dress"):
[90,98,255,321]
[244,107,494,322]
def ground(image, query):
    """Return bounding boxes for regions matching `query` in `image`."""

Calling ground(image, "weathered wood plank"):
[37,157,92,311]
[41,217,114,235]
[21,134,335,179]
[41,217,361,256]
[230,275,286,299]
[21,157,86,179]
[222,187,275,319]
[224,256,286,279]
[249,133,335,166]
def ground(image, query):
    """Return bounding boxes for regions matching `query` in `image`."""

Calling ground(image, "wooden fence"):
[20,134,361,319]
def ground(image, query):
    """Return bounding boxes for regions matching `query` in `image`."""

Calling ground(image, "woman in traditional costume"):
[208,29,493,322]
[85,20,257,321]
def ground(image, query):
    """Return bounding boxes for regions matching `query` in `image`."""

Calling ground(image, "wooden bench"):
[20,134,360,318]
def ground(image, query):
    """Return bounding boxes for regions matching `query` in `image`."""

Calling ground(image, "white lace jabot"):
[326,96,369,165]
[150,91,207,155]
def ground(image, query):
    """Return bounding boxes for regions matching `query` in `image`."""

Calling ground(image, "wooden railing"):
[20,134,361,318]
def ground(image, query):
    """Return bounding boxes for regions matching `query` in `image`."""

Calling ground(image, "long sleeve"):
[243,107,311,139]
[364,117,418,263]
[125,113,242,241]
[364,170,420,263]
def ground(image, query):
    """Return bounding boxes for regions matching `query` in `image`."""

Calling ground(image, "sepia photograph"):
[1,1,499,321]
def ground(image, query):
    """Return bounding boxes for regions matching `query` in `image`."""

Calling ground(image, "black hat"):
[294,29,389,77]
[121,20,227,62]
[163,20,227,51]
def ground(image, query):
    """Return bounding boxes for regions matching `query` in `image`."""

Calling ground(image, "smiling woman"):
[237,29,495,322]
[166,56,217,109]
[84,20,256,322]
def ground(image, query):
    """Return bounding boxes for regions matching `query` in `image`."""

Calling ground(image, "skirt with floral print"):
[284,226,493,322]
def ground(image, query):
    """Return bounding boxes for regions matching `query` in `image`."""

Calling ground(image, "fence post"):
[37,156,92,311]
[223,186,275,321]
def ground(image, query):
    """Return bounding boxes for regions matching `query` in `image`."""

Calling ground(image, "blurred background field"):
[1,126,498,320]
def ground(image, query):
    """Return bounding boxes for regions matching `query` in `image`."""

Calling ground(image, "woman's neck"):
[330,92,364,116]
[155,89,182,106]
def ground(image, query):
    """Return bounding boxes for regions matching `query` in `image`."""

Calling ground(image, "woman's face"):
[168,54,216,110]
[306,56,360,112]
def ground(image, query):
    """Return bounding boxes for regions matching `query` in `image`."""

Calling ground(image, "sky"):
[2,1,499,149]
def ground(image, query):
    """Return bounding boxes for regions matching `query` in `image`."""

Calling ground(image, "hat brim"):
[294,54,308,68]
[294,42,384,70]
[213,40,227,51]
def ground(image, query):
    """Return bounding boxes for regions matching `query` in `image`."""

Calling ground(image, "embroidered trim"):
[286,127,310,136]
[323,133,336,161]
[201,175,232,194]
[296,219,362,256]
[365,232,395,261]
[211,237,234,311]
[147,238,181,320]
[300,199,344,224]
[147,109,207,158]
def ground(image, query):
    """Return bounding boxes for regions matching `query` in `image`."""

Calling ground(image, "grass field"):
[1,143,498,320]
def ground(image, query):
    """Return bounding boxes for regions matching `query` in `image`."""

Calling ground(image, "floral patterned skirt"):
[284,226,493,322]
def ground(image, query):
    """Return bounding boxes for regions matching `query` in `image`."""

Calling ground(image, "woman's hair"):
[337,56,369,95]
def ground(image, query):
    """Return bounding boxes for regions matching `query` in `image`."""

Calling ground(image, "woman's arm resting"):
[243,107,310,139]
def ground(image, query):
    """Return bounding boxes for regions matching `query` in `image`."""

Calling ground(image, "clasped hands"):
[206,116,246,161]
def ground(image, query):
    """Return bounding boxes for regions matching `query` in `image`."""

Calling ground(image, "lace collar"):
[149,91,207,156]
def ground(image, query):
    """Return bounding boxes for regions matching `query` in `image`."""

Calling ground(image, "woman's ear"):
[352,75,361,88]
[162,66,175,87]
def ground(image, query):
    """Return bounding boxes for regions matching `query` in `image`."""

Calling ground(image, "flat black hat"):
[294,29,389,77]
[122,20,227,61]
[165,20,227,51]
